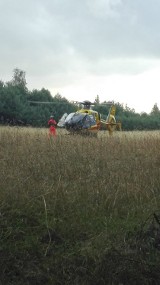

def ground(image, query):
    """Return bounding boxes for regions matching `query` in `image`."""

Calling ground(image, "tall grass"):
[1,126,160,284]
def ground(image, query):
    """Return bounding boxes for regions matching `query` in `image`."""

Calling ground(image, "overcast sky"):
[1,0,160,113]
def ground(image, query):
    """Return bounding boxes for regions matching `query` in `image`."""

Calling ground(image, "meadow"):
[0,126,160,285]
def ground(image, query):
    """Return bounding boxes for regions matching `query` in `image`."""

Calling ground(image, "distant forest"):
[0,68,160,131]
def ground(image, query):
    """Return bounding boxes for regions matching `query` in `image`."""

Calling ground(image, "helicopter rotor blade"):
[28,101,56,104]
[28,101,73,105]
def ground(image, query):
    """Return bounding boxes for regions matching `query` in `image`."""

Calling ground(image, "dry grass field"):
[0,126,160,284]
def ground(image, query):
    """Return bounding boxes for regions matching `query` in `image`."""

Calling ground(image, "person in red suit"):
[48,115,57,137]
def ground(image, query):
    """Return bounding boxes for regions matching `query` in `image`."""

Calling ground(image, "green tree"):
[27,88,53,102]
[0,69,28,123]
[94,95,100,105]
[150,103,160,116]
[11,68,27,89]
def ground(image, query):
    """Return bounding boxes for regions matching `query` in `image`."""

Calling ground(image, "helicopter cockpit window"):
[89,115,96,125]
[83,115,96,128]
[72,113,85,123]
[65,113,86,127]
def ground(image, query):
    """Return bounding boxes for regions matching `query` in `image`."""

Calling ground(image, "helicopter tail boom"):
[100,105,121,133]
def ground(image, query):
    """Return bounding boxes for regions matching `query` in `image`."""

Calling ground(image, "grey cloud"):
[1,0,160,88]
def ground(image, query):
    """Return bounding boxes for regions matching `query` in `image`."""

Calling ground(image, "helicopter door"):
[65,113,75,123]
[57,113,68,127]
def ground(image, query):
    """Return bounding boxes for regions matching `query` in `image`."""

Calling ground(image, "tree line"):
[0,69,77,127]
[0,69,160,130]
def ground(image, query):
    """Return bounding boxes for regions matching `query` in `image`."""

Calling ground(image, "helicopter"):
[57,100,122,136]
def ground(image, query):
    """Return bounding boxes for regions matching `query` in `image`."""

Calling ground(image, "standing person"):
[48,115,57,138]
